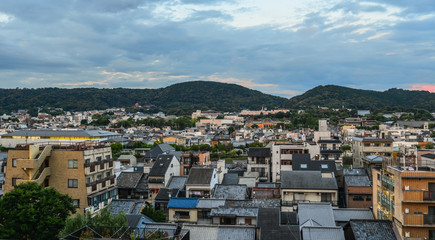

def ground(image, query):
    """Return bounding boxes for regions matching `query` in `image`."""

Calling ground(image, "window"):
[68,160,78,169]
[97,175,101,181]
[12,159,17,167]
[96,156,102,162]
[72,199,80,208]
[106,172,110,178]
[353,195,364,201]
[86,177,91,184]
[68,179,78,188]
[92,185,97,191]
[366,196,372,201]
[12,178,20,186]
[321,164,328,169]
[300,164,307,169]
[85,159,90,165]
[384,143,391,147]
[105,155,110,160]
[175,211,190,219]
[90,165,95,172]
[364,143,370,147]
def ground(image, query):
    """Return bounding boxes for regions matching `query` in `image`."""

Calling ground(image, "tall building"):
[373,165,435,239]
[3,144,117,215]
[352,137,394,168]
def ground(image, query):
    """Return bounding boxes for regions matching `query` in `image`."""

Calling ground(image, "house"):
[182,224,256,240]
[344,175,372,208]
[179,151,211,176]
[298,203,345,240]
[168,197,199,223]
[257,207,299,240]
[247,147,272,182]
[280,171,338,211]
[292,154,336,174]
[109,199,147,215]
[185,167,218,198]
[361,154,385,180]
[196,199,226,224]
[155,188,180,214]
[333,208,374,227]
[251,182,280,199]
[163,135,187,146]
[117,172,148,199]
[148,154,180,201]
[318,139,343,164]
[144,143,175,162]
[117,155,137,167]
[210,207,258,226]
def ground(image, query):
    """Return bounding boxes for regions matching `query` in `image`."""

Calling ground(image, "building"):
[344,175,372,208]
[0,129,120,148]
[147,154,180,201]
[168,197,199,223]
[179,151,211,176]
[163,135,187,146]
[247,147,272,182]
[373,165,435,239]
[352,137,394,168]
[280,171,338,211]
[271,142,319,182]
[116,172,148,199]
[185,168,218,198]
[318,139,343,165]
[3,144,117,215]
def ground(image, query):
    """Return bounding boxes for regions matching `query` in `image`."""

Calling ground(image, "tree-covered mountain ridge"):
[284,85,435,111]
[0,82,434,115]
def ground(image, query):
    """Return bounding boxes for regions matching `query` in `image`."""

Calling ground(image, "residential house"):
[155,188,180,214]
[318,139,343,165]
[168,197,199,223]
[196,199,226,224]
[117,172,148,199]
[185,167,218,198]
[343,220,398,240]
[147,154,180,201]
[344,175,372,208]
[298,203,345,240]
[210,207,258,226]
[280,171,338,211]
[352,137,393,168]
[212,184,248,200]
[163,135,187,146]
[179,151,211,176]
[247,147,272,182]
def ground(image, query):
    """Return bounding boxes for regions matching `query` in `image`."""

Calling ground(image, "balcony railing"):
[84,158,114,167]
[282,200,338,206]
[86,175,116,187]
[404,214,435,226]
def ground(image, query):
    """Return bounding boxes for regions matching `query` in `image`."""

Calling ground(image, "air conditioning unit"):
[405,208,409,214]
[405,185,410,191]
[405,232,410,238]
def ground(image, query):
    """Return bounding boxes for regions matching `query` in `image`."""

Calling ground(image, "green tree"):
[251,124,259,129]
[141,203,166,222]
[426,142,434,149]
[110,142,123,155]
[0,182,76,240]
[60,208,128,238]
[80,119,88,125]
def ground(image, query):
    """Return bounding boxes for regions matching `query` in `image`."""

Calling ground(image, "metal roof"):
[213,185,247,200]
[1,129,119,137]
[345,176,371,187]
[167,197,199,209]
[281,171,338,190]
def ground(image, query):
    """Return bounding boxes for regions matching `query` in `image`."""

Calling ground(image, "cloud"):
[269,90,301,98]
[410,84,435,93]
[202,74,277,88]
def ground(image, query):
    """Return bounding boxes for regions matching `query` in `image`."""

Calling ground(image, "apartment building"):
[271,142,319,182]
[179,151,211,176]
[3,144,117,215]
[352,137,394,168]
[373,165,435,239]
[247,147,272,182]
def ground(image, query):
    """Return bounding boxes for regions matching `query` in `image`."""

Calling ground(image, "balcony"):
[282,200,338,206]
[84,158,114,167]
[86,175,116,187]
[404,214,435,226]
[403,191,435,202]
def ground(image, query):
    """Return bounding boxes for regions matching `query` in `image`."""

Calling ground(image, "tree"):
[59,208,128,238]
[141,203,166,222]
[426,142,434,149]
[0,182,76,240]
[251,124,259,129]
[110,142,123,155]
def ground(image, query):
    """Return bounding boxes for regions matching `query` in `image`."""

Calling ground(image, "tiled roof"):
[182,224,257,240]
[167,197,199,209]
[222,173,239,185]
[302,226,345,240]
[298,203,335,228]
[343,168,367,176]
[186,168,215,185]
[347,220,397,240]
[213,185,247,200]
[333,209,374,223]
[281,171,338,190]
[247,147,271,157]
[117,172,143,189]
[155,188,179,201]
[196,199,226,209]
[149,154,174,177]
[345,176,371,187]
[167,176,187,190]
[210,207,258,217]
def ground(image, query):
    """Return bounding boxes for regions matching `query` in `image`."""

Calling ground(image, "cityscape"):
[1,0,435,240]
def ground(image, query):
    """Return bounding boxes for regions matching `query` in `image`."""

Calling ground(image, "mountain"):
[0,81,287,115]
[284,85,435,111]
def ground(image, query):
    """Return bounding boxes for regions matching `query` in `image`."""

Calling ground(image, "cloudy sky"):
[0,0,434,97]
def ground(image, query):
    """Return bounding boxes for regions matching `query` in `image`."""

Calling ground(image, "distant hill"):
[0,81,287,115]
[284,85,435,111]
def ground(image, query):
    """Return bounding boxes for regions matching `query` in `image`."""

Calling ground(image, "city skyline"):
[0,0,434,97]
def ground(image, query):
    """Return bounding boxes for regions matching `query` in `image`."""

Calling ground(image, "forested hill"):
[284,85,435,111]
[0,81,287,115]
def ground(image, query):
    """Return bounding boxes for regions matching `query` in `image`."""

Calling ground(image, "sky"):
[0,0,434,98]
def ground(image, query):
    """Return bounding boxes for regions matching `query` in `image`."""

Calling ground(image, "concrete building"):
[271,142,319,182]
[373,165,435,239]
[3,144,117,215]
[247,147,272,182]
[352,137,394,168]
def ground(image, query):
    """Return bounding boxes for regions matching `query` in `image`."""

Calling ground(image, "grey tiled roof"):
[109,200,146,215]
[196,199,226,209]
[155,188,179,201]
[292,155,336,173]
[213,185,247,200]
[298,203,335,228]
[344,176,371,187]
[347,220,397,240]
[258,208,300,240]
[281,171,338,190]
[186,167,215,185]
[167,176,187,190]
[302,226,345,240]
[182,224,257,240]
[222,173,239,185]
[343,168,367,176]
[247,147,271,157]
[149,154,174,177]
[333,209,374,222]
[210,207,258,217]
[117,172,143,189]
[226,199,281,208]
[144,143,175,159]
